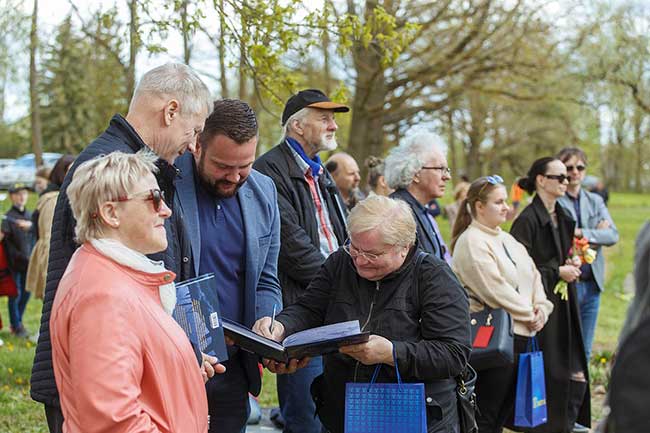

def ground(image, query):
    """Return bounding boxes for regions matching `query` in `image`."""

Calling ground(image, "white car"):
[0,158,17,190]
[7,153,63,189]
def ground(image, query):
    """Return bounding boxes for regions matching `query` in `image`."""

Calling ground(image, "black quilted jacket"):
[30,114,193,407]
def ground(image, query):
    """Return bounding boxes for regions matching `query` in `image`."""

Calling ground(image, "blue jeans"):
[277,355,324,433]
[8,271,30,329]
[576,280,600,362]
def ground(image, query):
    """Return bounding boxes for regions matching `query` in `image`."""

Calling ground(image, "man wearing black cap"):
[254,89,349,433]
[2,183,33,338]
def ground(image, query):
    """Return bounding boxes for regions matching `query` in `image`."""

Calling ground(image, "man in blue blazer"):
[176,99,282,433]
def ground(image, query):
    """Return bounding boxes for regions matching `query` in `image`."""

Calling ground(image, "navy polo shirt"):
[195,175,246,324]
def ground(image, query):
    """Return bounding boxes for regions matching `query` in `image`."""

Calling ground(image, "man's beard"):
[319,132,337,152]
[198,155,247,198]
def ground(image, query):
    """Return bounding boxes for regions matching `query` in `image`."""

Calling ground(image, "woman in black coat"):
[510,157,590,433]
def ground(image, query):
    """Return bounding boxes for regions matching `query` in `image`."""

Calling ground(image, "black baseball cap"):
[8,183,29,194]
[281,89,349,126]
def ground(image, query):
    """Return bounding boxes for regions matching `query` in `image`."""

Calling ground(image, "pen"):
[269,303,277,334]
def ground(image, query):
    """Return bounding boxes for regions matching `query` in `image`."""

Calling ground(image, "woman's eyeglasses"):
[565,165,586,172]
[544,174,569,183]
[116,189,166,212]
[342,239,389,261]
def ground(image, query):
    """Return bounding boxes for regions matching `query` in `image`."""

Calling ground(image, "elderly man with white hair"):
[386,131,453,263]
[253,195,471,433]
[31,62,212,433]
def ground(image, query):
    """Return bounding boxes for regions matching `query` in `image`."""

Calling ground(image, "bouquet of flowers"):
[553,236,597,301]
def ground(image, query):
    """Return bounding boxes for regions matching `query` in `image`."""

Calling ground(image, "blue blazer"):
[175,152,283,395]
[558,189,619,292]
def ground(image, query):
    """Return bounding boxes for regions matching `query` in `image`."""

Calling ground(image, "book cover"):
[223,319,369,363]
[173,273,228,362]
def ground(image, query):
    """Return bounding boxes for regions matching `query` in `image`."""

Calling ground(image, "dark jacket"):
[2,206,33,273]
[510,194,590,432]
[253,140,347,306]
[390,188,444,260]
[30,114,193,407]
[277,247,471,433]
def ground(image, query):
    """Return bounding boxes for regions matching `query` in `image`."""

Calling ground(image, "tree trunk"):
[446,108,458,183]
[632,105,643,192]
[30,0,43,166]
[465,93,487,179]
[126,0,139,100]
[323,30,331,95]
[218,0,228,98]
[181,0,191,64]
[238,3,247,100]
[347,0,387,176]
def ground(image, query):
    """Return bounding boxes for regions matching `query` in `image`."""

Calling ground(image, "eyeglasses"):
[421,166,452,176]
[343,239,390,261]
[116,189,166,212]
[544,174,569,183]
[565,165,586,172]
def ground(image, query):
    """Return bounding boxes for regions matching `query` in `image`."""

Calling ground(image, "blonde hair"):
[67,150,159,244]
[347,195,416,247]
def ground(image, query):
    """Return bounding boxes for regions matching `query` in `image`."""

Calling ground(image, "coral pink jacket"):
[51,244,208,433]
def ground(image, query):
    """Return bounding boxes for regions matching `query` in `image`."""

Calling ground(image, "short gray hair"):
[67,151,159,244]
[130,63,211,116]
[347,195,416,247]
[281,107,314,140]
[384,131,447,189]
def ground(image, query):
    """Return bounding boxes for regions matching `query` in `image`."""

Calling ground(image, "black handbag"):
[469,297,514,371]
[456,365,478,433]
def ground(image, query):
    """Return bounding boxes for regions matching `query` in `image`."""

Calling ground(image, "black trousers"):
[45,405,64,433]
[206,351,250,433]
[475,335,529,433]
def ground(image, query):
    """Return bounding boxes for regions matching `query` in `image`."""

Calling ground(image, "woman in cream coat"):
[451,175,553,433]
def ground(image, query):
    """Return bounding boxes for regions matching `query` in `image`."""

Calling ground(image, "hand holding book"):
[252,316,308,374]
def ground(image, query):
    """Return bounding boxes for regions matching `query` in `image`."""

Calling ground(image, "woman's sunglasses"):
[565,165,586,172]
[544,174,569,183]
[116,189,166,212]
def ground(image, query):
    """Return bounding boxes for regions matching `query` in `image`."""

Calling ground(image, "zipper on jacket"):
[354,281,380,382]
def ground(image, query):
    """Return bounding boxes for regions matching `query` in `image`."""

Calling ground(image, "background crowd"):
[0,62,645,433]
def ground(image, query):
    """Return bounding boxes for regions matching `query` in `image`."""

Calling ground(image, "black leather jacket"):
[30,114,193,407]
[277,247,471,433]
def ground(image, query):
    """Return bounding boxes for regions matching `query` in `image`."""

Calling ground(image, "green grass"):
[0,192,648,431]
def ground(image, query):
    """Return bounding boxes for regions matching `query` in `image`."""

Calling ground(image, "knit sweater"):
[452,220,554,336]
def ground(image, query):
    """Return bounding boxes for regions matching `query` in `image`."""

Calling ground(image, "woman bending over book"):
[253,195,471,433]
[49,152,223,433]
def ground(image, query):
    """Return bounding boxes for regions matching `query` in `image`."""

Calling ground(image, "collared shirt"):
[425,211,452,265]
[567,190,593,281]
[286,142,339,259]
[195,174,246,324]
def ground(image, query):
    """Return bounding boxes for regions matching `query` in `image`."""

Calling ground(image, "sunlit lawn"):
[0,192,648,431]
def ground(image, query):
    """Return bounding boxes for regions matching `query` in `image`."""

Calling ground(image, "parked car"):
[7,153,63,189]
[0,158,17,190]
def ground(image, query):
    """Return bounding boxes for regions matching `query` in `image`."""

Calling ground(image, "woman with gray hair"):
[385,131,453,263]
[254,195,471,433]
[50,151,222,433]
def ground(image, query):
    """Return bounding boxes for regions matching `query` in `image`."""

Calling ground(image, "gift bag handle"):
[367,344,401,391]
[526,336,539,353]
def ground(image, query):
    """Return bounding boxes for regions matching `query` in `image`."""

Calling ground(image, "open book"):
[223,319,370,363]
[173,273,228,363]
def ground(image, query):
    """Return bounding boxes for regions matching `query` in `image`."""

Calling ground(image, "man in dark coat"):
[30,63,212,433]
[384,131,453,263]
[253,89,348,433]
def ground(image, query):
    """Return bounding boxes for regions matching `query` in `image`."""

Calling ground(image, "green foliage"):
[38,15,128,153]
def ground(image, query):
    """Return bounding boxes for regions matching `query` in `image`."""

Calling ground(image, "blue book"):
[173,273,228,363]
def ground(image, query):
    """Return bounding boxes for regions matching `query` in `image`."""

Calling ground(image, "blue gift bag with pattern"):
[344,347,426,433]
[514,337,548,427]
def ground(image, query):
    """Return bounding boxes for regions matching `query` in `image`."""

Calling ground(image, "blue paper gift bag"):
[514,337,548,427]
[345,348,427,433]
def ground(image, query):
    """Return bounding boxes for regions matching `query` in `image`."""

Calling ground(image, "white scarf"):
[90,238,177,315]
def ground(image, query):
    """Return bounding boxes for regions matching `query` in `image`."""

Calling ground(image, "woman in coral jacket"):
[50,151,222,433]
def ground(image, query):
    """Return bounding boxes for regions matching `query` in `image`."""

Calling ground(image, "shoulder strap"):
[412,251,428,309]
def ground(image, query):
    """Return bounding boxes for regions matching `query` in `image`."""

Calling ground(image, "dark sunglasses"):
[565,165,586,172]
[544,174,569,183]
[116,189,166,212]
